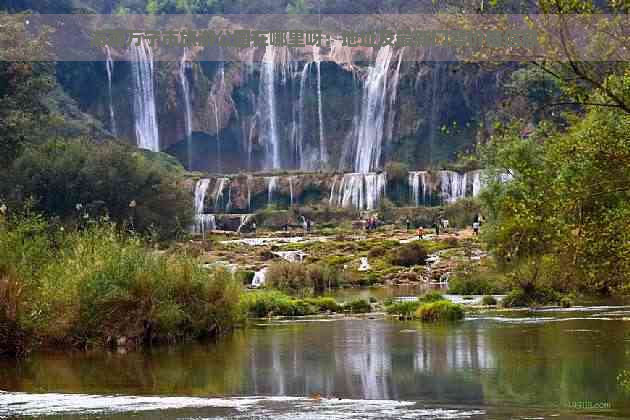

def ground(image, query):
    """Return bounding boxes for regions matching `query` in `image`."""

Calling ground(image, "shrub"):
[420,291,445,302]
[6,139,192,240]
[265,261,309,295]
[389,242,428,267]
[243,292,340,317]
[305,297,339,312]
[482,295,498,306]
[345,298,371,313]
[368,246,387,258]
[416,301,465,322]
[1,215,245,355]
[560,296,573,308]
[447,271,507,295]
[385,300,420,317]
[501,286,561,308]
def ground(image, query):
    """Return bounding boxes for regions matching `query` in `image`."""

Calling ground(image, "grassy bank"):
[0,214,244,357]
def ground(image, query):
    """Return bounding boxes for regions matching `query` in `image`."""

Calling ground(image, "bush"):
[482,295,498,306]
[5,139,192,240]
[305,297,339,312]
[560,295,573,308]
[420,291,445,302]
[0,215,244,355]
[416,301,465,322]
[385,300,420,317]
[345,298,371,313]
[501,286,561,308]
[265,261,341,295]
[368,246,387,258]
[243,291,340,317]
[447,271,507,295]
[389,242,428,267]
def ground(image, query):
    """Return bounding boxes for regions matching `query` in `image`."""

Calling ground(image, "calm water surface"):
[1,306,630,419]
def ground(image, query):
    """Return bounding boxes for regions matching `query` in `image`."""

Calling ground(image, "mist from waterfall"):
[179,47,193,169]
[129,40,159,152]
[105,46,117,137]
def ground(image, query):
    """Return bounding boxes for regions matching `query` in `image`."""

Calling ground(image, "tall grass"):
[0,214,244,356]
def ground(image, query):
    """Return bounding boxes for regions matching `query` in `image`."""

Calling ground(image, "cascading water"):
[332,173,387,210]
[192,179,212,234]
[212,177,229,210]
[179,47,193,169]
[439,171,467,204]
[289,176,295,206]
[409,171,430,206]
[212,98,221,173]
[105,46,117,137]
[296,62,312,170]
[471,170,483,197]
[314,46,327,168]
[353,46,399,174]
[259,46,281,170]
[266,176,278,206]
[129,40,159,152]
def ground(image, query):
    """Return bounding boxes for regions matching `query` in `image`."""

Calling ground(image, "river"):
[1,305,630,419]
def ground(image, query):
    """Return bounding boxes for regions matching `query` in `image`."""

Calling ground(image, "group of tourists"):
[365,215,379,231]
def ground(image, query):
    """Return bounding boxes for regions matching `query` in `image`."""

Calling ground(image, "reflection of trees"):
[479,320,630,409]
[4,318,628,412]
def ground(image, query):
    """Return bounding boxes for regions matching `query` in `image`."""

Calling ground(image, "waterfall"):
[192,179,211,234]
[212,98,221,173]
[129,40,159,152]
[332,172,387,210]
[386,48,404,144]
[329,175,338,206]
[260,46,280,170]
[179,47,193,169]
[289,176,295,206]
[353,46,396,173]
[409,171,430,206]
[296,62,312,170]
[266,176,278,206]
[439,171,467,204]
[212,177,229,210]
[105,46,117,137]
[471,170,483,197]
[247,175,253,210]
[237,214,252,234]
[364,173,387,210]
[251,267,268,288]
[314,46,327,168]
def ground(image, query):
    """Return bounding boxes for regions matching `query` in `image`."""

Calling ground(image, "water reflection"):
[1,315,630,417]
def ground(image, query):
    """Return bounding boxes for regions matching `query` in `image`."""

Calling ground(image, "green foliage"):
[482,295,498,306]
[385,300,420,317]
[3,139,192,240]
[448,269,507,295]
[420,291,445,302]
[501,286,561,308]
[243,291,339,317]
[345,298,371,313]
[389,242,428,267]
[265,261,342,295]
[416,301,465,322]
[0,214,244,356]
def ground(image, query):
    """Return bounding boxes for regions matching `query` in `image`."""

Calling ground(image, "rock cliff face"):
[61,41,506,174]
